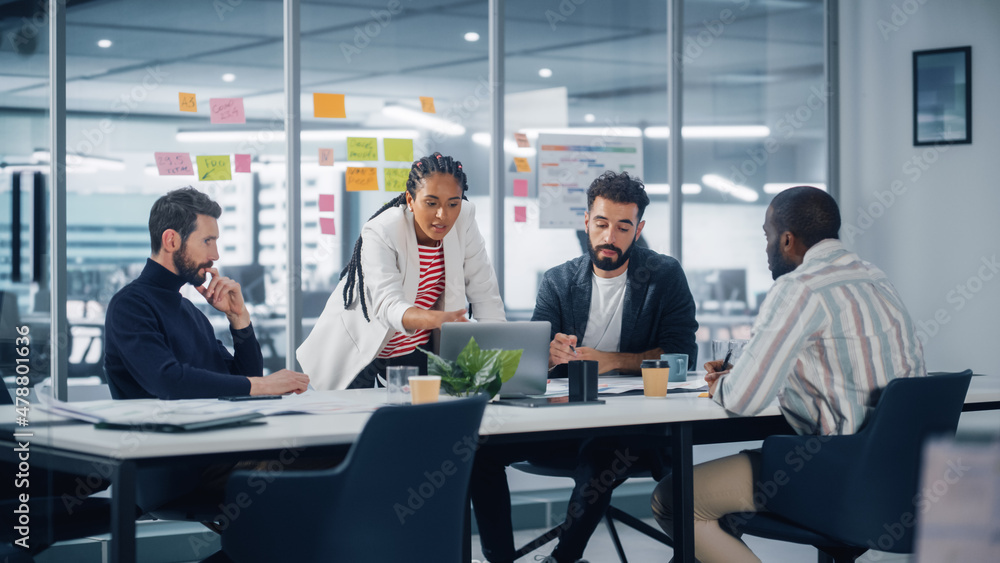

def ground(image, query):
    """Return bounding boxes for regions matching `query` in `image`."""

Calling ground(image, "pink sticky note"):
[319,148,334,166]
[514,206,527,223]
[209,98,246,124]
[318,194,335,212]
[153,152,194,176]
[234,154,251,173]
[513,179,528,197]
[319,217,336,235]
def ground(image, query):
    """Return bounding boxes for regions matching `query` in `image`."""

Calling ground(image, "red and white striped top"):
[377,243,446,359]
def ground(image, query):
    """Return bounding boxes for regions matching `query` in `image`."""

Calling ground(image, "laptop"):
[439,321,551,398]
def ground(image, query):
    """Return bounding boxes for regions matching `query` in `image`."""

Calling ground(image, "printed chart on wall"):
[536,133,643,229]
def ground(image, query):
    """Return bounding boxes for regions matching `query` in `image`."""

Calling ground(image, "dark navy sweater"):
[104,259,262,399]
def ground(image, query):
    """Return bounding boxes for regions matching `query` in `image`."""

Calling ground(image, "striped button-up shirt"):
[715,239,926,435]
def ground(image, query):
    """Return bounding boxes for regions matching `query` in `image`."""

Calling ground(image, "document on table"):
[542,377,708,396]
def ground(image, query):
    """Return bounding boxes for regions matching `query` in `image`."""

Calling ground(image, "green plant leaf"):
[484,373,503,398]
[497,349,523,383]
[418,347,454,379]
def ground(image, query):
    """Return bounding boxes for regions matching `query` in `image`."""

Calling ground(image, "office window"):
[681,0,826,362]
[502,1,670,315]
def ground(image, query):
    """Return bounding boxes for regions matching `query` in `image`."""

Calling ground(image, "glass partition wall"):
[0,0,828,392]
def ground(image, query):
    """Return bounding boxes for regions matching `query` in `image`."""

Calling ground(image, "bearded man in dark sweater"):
[105,187,308,400]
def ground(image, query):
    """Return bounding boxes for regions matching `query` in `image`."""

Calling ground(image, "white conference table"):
[3,376,999,563]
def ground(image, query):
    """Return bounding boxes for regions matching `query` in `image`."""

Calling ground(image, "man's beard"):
[173,242,212,286]
[588,236,636,272]
[768,244,798,280]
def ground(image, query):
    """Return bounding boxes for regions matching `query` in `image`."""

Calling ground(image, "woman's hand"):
[401,307,468,332]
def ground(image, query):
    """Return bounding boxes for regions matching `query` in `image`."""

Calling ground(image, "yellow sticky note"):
[347,137,378,161]
[385,168,409,192]
[314,93,346,118]
[513,157,531,173]
[196,155,232,181]
[179,92,197,112]
[384,138,413,163]
[419,96,436,113]
[346,167,378,191]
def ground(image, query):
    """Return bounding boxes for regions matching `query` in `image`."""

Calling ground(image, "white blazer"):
[297,200,506,390]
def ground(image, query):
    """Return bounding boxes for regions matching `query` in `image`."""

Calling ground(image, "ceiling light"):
[464,32,480,42]
[222,73,236,82]
[175,129,421,143]
[645,183,702,195]
[643,125,771,139]
[32,150,125,171]
[97,39,112,48]
[381,105,465,136]
[519,127,643,140]
[583,114,596,123]
[763,183,827,194]
[701,174,759,202]
[538,68,553,78]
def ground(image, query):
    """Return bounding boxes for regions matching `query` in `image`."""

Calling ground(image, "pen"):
[720,349,733,372]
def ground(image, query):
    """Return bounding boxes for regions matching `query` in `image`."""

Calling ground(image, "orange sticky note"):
[179,92,197,112]
[346,167,378,191]
[314,93,346,118]
[419,96,436,113]
[319,148,334,166]
[513,157,531,173]
[514,133,529,148]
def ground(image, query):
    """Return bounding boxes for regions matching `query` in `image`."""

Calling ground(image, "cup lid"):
[641,359,671,368]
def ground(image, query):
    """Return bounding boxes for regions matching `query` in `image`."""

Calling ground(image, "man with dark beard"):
[104,187,308,400]
[470,172,698,563]
[534,170,698,377]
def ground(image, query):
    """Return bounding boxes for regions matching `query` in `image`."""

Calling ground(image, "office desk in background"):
[2,377,999,563]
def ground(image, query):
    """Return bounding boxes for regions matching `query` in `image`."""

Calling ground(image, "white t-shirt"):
[581,270,628,352]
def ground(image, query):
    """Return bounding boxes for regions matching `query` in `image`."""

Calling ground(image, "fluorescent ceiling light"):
[381,105,465,136]
[471,132,535,156]
[538,68,553,78]
[763,183,827,194]
[175,129,420,143]
[222,73,236,82]
[32,150,125,171]
[520,127,643,140]
[644,183,702,195]
[583,114,596,123]
[643,126,771,139]
[702,174,759,202]
[97,39,112,48]
[464,31,480,42]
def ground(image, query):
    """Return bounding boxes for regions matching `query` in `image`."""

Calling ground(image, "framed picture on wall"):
[913,46,972,146]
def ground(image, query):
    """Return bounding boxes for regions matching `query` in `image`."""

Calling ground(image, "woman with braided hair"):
[298,152,505,389]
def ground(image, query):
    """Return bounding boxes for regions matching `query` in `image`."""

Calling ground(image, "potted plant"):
[418,337,522,399]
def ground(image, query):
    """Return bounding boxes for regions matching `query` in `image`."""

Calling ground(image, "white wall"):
[839,0,1000,372]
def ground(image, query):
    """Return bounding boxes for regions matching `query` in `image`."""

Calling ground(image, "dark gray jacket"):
[531,246,698,376]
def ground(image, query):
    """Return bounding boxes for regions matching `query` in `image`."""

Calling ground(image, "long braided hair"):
[340,152,469,322]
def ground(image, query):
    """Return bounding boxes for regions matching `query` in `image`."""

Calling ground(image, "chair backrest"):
[222,395,488,563]
[762,371,972,553]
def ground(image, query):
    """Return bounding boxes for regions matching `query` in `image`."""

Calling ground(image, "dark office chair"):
[727,371,973,563]
[216,396,488,563]
[510,447,673,561]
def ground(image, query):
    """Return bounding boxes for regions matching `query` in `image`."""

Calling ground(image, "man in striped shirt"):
[652,186,926,563]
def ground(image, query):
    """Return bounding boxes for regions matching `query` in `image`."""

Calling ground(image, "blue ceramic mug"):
[659,353,689,383]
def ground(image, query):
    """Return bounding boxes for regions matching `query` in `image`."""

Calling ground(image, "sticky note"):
[384,138,413,162]
[314,93,346,118]
[209,98,245,124]
[514,206,527,223]
[419,96,436,113]
[318,194,335,212]
[513,157,531,173]
[347,137,378,161]
[320,218,336,235]
[196,155,232,181]
[346,167,378,191]
[385,168,409,192]
[179,93,197,113]
[153,152,194,176]
[513,179,528,197]
[234,154,251,173]
[514,133,529,147]
[319,148,334,166]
